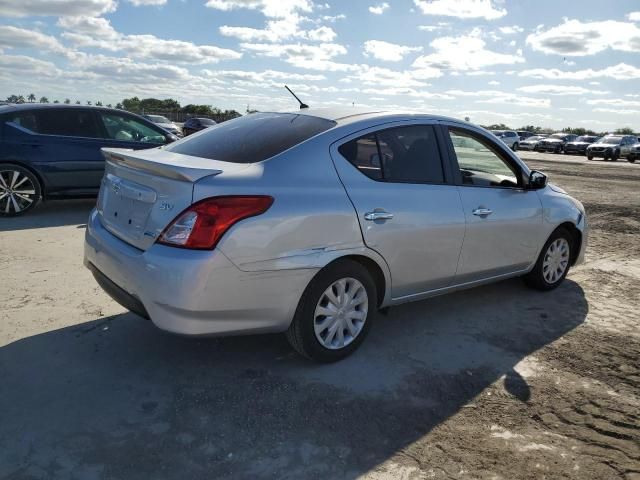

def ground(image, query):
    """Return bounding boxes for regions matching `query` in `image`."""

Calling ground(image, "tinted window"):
[448,128,519,188]
[35,109,101,138]
[197,118,216,125]
[5,112,38,132]
[6,109,101,138]
[166,113,336,163]
[98,112,166,144]
[339,125,444,184]
[338,134,381,180]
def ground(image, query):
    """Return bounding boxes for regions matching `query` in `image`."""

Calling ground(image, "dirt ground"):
[0,153,639,480]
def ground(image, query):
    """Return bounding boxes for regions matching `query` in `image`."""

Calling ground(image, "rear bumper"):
[84,209,316,336]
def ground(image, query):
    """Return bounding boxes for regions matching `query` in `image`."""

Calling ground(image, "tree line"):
[3,94,636,134]
[3,94,243,123]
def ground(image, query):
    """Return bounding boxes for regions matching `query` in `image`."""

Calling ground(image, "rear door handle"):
[472,208,493,217]
[364,211,394,221]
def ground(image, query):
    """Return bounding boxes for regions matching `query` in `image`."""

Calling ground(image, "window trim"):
[334,121,454,186]
[440,123,528,190]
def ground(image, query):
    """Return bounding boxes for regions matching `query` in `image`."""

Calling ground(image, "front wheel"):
[286,259,377,362]
[628,155,636,163]
[512,142,519,152]
[0,164,42,216]
[524,228,573,291]
[611,150,619,162]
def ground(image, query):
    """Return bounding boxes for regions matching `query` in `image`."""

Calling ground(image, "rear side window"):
[166,113,336,163]
[339,125,444,184]
[5,112,39,132]
[35,109,101,138]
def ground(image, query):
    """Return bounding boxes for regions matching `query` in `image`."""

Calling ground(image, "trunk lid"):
[97,147,240,250]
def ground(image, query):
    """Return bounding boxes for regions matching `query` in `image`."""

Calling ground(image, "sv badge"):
[159,202,174,211]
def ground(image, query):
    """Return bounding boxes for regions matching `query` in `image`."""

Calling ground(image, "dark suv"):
[182,117,216,136]
[0,104,177,216]
[563,135,599,155]
[537,133,578,153]
[586,135,637,161]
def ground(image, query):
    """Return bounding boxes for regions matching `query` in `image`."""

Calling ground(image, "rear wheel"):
[611,150,619,162]
[524,228,572,291]
[286,259,376,362]
[587,155,594,160]
[0,164,41,216]
[628,155,636,163]
[512,142,519,152]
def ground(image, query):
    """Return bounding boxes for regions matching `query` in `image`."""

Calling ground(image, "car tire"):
[524,227,573,291]
[512,142,519,152]
[555,145,562,154]
[286,259,377,362]
[0,164,42,216]
[628,155,636,163]
[611,150,619,162]
[587,155,594,160]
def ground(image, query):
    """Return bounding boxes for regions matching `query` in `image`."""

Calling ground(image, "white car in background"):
[490,130,519,151]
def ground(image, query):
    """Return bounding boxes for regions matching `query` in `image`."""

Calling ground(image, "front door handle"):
[472,207,493,217]
[364,211,394,221]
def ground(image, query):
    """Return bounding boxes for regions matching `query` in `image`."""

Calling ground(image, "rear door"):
[441,123,543,284]
[331,122,466,299]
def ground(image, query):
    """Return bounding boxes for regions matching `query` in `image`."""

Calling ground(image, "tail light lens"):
[158,196,273,250]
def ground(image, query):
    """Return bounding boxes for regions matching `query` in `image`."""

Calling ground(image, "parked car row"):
[494,129,640,163]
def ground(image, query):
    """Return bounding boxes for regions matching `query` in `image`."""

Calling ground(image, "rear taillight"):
[158,196,273,250]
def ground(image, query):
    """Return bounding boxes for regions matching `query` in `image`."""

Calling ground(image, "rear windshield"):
[165,112,337,163]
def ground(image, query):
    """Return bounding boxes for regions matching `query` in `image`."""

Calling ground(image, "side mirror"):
[528,170,547,189]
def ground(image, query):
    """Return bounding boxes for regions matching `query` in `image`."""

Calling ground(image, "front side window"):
[98,113,166,144]
[448,128,520,188]
[5,112,39,132]
[339,125,444,184]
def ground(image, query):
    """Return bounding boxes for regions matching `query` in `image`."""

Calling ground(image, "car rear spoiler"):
[102,148,223,183]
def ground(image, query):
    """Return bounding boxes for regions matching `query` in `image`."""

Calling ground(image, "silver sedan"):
[84,108,588,362]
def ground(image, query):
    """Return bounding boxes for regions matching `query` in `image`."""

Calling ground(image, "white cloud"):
[446,89,550,108]
[418,22,449,32]
[593,108,640,115]
[413,0,506,20]
[220,16,335,42]
[363,40,422,62]
[517,84,609,96]
[518,63,640,80]
[488,80,500,85]
[59,16,242,64]
[413,29,524,71]
[526,19,640,56]
[127,0,166,5]
[205,0,312,18]
[499,25,524,35]
[587,98,640,108]
[239,42,355,71]
[368,2,389,15]
[628,12,640,21]
[0,53,59,76]
[0,25,68,54]
[0,0,116,17]
[345,65,441,89]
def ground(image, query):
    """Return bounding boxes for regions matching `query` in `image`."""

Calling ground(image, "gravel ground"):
[0,152,638,480]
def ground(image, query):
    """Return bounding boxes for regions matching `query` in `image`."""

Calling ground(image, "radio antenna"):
[284,85,309,109]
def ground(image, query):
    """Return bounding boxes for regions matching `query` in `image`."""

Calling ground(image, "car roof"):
[280,107,479,128]
[0,103,125,114]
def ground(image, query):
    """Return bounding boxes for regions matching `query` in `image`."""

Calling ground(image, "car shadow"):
[0,278,587,479]
[0,199,95,232]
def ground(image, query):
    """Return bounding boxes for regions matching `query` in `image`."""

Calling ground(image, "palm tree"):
[95,101,103,106]
[86,101,92,106]
[75,100,81,105]
[27,93,36,103]
[17,95,25,104]
[64,98,71,104]
[106,104,112,108]
[53,100,60,104]
[39,96,49,103]
[6,95,19,103]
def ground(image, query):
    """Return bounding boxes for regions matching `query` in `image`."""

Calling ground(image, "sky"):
[0,0,639,130]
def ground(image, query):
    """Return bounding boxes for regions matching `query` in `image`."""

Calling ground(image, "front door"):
[442,125,543,284]
[331,123,466,299]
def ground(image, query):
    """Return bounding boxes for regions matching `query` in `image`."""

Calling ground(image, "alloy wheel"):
[542,238,570,284]
[0,169,37,215]
[313,277,368,350]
